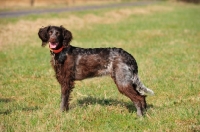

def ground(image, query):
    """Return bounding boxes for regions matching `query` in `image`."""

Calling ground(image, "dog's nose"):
[50,37,56,42]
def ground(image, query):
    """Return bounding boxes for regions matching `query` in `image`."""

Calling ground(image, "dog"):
[38,25,154,116]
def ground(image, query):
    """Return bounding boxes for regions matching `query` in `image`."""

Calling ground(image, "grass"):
[0,1,200,132]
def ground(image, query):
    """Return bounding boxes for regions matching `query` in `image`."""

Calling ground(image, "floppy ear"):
[60,26,73,47]
[38,26,50,47]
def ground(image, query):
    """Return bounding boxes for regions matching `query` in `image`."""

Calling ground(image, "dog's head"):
[38,26,72,50]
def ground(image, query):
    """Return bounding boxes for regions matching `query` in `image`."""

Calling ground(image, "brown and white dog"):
[38,25,154,116]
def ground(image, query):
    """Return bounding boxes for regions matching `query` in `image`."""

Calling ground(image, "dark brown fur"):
[38,25,154,116]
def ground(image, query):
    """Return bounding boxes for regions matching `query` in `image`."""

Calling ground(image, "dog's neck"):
[50,45,71,64]
[49,45,64,54]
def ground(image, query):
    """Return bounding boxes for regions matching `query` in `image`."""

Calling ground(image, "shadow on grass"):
[0,98,14,103]
[77,96,137,112]
[0,98,41,115]
[0,98,14,115]
[20,106,41,111]
[77,96,154,113]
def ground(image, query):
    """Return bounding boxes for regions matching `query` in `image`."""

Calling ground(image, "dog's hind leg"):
[125,86,147,116]
[116,83,147,116]
[111,65,147,116]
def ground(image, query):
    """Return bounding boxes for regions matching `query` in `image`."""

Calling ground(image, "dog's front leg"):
[60,84,71,111]
[60,94,69,111]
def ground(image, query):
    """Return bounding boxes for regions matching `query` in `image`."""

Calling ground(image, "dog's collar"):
[49,46,64,54]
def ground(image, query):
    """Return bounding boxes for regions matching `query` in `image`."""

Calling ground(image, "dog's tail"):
[132,75,154,96]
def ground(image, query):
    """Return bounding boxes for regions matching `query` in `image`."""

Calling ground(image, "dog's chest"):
[50,55,60,69]
[50,54,65,68]
[50,51,67,65]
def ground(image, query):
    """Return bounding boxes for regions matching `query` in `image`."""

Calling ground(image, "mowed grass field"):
[0,1,200,132]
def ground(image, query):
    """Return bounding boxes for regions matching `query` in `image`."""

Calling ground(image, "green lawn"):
[0,1,200,132]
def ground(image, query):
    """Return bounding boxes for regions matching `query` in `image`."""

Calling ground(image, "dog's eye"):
[56,31,60,36]
[49,31,53,35]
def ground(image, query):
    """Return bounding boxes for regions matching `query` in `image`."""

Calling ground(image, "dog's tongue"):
[49,42,58,49]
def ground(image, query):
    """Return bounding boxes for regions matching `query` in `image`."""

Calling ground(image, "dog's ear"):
[60,26,73,47]
[38,26,50,47]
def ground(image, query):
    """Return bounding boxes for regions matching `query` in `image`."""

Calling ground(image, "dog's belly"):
[74,68,110,80]
[74,54,112,80]
[74,62,112,80]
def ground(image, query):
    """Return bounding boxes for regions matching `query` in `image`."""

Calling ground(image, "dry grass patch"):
[0,5,173,50]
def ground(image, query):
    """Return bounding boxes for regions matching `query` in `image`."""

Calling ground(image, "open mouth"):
[49,42,59,49]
